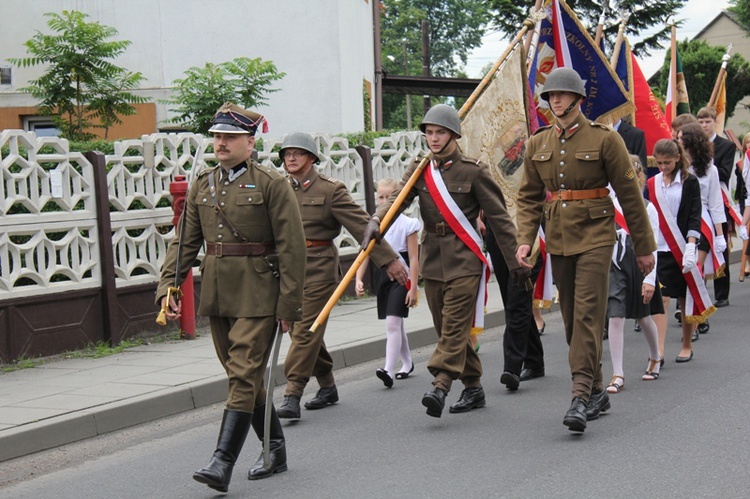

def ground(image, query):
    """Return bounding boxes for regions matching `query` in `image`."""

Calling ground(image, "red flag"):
[630,52,672,155]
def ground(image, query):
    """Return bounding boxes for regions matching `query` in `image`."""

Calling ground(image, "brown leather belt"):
[424,222,454,236]
[548,187,610,201]
[205,242,276,257]
[306,239,334,248]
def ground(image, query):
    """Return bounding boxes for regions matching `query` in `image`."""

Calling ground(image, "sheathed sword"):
[263,320,284,468]
[156,207,187,325]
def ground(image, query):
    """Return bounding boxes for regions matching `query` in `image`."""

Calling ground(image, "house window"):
[0,66,11,85]
[23,116,61,137]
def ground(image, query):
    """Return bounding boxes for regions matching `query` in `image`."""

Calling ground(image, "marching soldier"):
[156,102,306,492]
[276,131,408,420]
[362,105,523,418]
[515,68,656,433]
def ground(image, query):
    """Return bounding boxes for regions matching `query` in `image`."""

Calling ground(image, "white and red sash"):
[648,175,715,324]
[720,184,743,226]
[423,160,490,334]
[699,209,725,278]
[533,227,554,309]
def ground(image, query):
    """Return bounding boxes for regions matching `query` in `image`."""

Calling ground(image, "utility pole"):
[373,0,384,130]
[403,39,412,129]
[422,20,431,114]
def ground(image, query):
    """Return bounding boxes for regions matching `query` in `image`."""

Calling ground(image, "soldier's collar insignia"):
[303,179,312,187]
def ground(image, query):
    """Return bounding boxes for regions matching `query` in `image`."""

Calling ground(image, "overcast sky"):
[464,0,732,79]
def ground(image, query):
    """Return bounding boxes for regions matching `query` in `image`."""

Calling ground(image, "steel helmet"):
[419,104,461,137]
[279,131,320,163]
[540,68,587,102]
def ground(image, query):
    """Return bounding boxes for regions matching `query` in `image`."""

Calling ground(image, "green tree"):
[8,10,147,141]
[379,0,488,129]
[728,0,750,29]
[163,57,285,134]
[648,39,750,120]
[487,0,687,57]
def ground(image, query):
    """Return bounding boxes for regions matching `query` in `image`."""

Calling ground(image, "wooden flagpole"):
[668,23,677,123]
[708,44,732,108]
[310,19,537,333]
[594,1,610,48]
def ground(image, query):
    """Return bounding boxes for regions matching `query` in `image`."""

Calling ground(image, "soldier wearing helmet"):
[156,102,306,492]
[362,104,521,418]
[515,67,656,433]
[276,131,408,421]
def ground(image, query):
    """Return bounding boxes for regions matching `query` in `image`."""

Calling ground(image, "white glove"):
[682,242,697,273]
[740,226,749,241]
[714,235,727,254]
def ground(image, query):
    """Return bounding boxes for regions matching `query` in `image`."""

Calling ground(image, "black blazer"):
[712,135,736,185]
[617,121,648,170]
[647,173,702,240]
[676,174,703,239]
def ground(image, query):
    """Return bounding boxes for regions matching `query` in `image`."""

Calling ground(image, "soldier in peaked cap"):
[362,104,522,419]
[276,131,408,420]
[156,102,306,492]
[515,68,656,433]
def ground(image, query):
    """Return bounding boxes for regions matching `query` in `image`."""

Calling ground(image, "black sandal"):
[395,362,415,379]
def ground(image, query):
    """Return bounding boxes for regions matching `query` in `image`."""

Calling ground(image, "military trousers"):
[424,274,483,393]
[209,315,276,412]
[550,245,611,401]
[283,280,336,397]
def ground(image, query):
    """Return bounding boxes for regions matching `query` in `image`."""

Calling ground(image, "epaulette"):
[532,124,553,136]
[458,155,483,168]
[590,121,613,131]
[251,160,283,179]
[319,173,339,184]
[197,165,219,178]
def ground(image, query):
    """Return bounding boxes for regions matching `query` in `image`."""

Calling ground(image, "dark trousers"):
[714,220,730,302]
[484,226,545,375]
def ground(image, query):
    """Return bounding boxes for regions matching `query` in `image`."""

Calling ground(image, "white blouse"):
[688,164,726,225]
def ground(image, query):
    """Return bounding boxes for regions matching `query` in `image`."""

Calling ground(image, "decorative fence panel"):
[0,129,425,362]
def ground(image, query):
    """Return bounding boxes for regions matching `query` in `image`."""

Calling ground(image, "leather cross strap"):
[205,242,276,257]
[306,239,334,247]
[548,187,610,201]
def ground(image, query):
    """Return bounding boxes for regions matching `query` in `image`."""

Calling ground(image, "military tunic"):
[375,149,520,392]
[156,159,306,411]
[283,169,399,397]
[516,113,656,400]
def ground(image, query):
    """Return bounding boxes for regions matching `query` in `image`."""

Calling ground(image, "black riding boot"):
[193,409,252,492]
[248,404,287,480]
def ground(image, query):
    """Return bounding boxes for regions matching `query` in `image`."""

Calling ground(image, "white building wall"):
[0,0,375,136]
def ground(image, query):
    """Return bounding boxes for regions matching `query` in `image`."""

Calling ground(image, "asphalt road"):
[2,267,750,498]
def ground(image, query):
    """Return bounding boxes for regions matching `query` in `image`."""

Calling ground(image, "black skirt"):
[373,251,410,320]
[657,251,687,298]
[608,237,664,318]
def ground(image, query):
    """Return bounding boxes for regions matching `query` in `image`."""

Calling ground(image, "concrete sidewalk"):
[0,276,510,462]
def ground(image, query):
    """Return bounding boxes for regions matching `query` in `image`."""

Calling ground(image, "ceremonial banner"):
[715,72,727,136]
[528,0,633,125]
[666,47,691,121]
[458,44,529,222]
[630,49,672,155]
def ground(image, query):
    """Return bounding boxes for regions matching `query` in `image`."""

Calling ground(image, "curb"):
[0,308,510,462]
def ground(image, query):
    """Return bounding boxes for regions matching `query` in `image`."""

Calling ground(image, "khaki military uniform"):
[157,159,306,412]
[376,149,519,392]
[283,169,398,397]
[516,113,656,400]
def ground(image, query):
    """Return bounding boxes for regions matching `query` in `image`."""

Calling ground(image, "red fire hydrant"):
[170,175,196,339]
